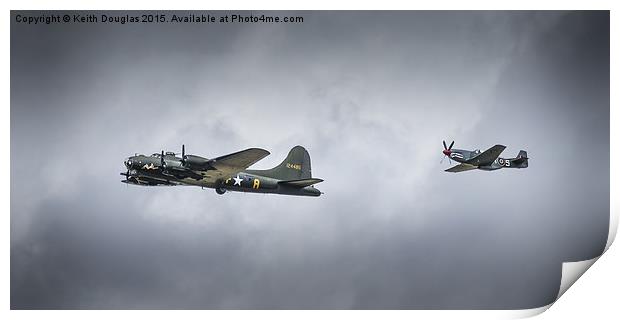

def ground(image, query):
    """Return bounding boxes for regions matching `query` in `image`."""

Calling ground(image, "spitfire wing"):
[466,144,506,166]
[208,148,270,178]
[445,163,478,173]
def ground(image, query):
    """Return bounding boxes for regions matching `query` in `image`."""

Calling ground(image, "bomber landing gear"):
[215,187,227,195]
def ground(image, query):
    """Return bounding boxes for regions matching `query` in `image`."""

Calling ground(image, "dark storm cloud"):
[11,11,609,309]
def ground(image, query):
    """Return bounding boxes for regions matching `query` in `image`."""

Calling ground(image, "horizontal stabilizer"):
[278,178,324,188]
[512,157,528,163]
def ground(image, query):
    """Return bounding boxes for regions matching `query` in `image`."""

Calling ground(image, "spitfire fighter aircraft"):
[441,140,529,173]
[121,145,323,196]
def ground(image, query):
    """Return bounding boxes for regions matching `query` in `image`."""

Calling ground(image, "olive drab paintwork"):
[441,140,529,173]
[121,145,323,196]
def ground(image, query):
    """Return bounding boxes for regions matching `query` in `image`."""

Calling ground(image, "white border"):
[3,1,617,319]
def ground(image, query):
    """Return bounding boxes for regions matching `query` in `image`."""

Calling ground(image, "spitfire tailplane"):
[248,145,313,181]
[510,150,529,168]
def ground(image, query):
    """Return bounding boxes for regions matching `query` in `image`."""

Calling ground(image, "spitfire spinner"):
[441,140,529,173]
[121,145,323,196]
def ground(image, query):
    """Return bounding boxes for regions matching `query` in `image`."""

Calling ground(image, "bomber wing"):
[205,148,271,179]
[466,144,506,166]
[445,163,478,173]
[120,173,177,186]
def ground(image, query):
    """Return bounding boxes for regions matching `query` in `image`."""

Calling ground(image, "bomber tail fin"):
[246,146,315,181]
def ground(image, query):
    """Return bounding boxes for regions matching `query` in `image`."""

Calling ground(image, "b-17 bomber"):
[441,140,529,173]
[121,145,323,196]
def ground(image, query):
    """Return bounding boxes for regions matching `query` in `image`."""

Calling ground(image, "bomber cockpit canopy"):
[151,152,176,157]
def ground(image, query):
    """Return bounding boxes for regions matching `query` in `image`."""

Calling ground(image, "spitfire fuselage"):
[447,148,509,170]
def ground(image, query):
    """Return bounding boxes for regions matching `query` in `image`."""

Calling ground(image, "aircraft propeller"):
[441,140,454,164]
[181,144,186,166]
[161,150,166,169]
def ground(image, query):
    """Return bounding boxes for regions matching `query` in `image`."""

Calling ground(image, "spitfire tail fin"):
[249,146,313,181]
[512,150,529,168]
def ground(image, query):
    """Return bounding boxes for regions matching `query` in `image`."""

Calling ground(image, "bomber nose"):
[124,158,133,169]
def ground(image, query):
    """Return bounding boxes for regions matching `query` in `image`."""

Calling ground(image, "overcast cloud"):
[11,11,609,309]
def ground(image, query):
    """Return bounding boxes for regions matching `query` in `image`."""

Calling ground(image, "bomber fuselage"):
[123,153,321,196]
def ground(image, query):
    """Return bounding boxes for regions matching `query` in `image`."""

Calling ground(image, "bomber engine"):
[182,155,212,170]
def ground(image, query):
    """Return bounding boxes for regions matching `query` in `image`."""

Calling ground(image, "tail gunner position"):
[441,140,529,173]
[121,145,323,196]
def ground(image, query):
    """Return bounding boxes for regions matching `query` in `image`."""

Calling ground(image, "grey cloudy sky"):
[11,11,609,309]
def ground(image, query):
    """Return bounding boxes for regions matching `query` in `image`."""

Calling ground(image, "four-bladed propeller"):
[441,140,454,164]
[443,140,454,151]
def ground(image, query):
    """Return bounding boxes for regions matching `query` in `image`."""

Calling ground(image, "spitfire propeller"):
[441,140,454,164]
[181,144,186,166]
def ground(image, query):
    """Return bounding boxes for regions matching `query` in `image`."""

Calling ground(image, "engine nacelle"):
[183,155,211,169]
